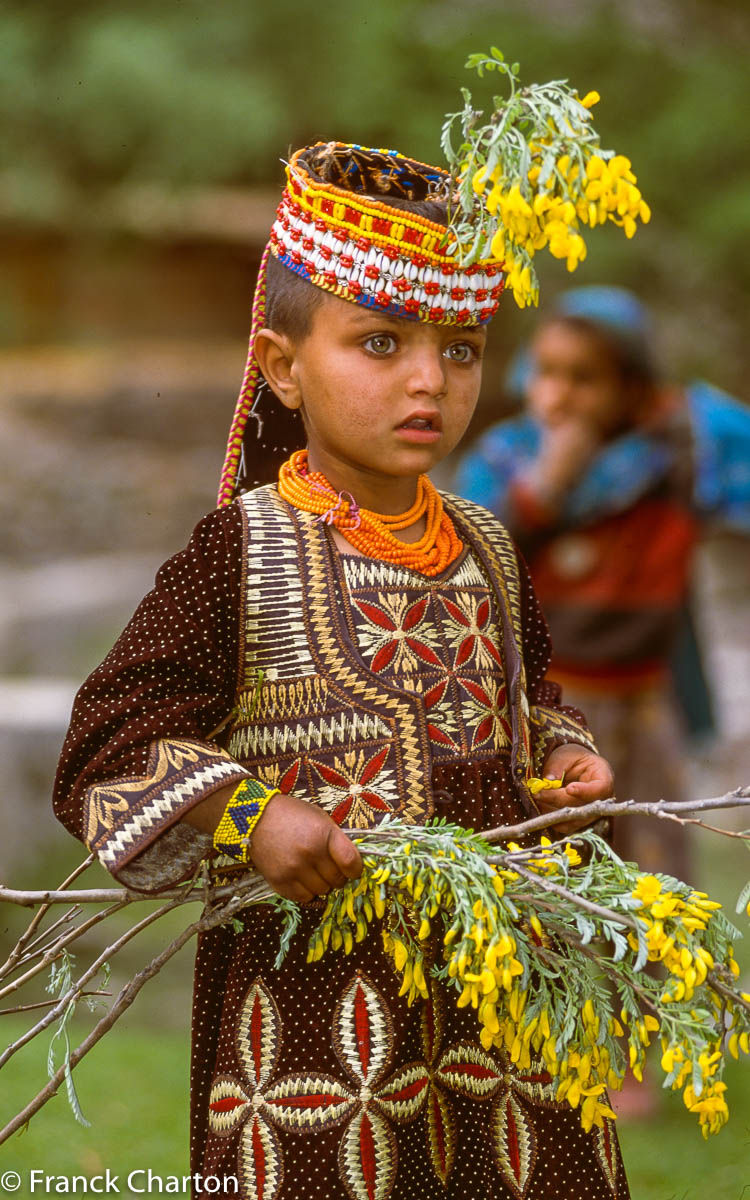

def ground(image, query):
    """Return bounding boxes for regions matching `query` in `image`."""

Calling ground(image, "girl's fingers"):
[329,826,363,878]
[298,867,337,897]
[316,861,348,890]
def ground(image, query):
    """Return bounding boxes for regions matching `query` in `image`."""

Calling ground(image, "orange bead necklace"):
[277,449,463,577]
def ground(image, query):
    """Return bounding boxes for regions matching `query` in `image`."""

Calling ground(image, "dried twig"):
[0,902,129,1000]
[0,873,274,911]
[0,900,184,1071]
[0,854,94,977]
[0,891,247,1146]
[0,993,112,1017]
[481,789,750,843]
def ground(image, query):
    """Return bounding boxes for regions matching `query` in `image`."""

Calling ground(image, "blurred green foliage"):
[1,0,749,383]
[2,1,748,222]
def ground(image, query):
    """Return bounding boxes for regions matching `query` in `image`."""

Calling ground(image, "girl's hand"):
[534,743,615,836]
[524,418,602,506]
[250,792,363,903]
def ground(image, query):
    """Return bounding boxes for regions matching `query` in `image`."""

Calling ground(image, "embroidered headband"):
[271,143,505,327]
[218,49,650,505]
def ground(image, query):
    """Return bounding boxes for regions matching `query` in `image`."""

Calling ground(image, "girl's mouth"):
[396,412,441,441]
[397,413,442,441]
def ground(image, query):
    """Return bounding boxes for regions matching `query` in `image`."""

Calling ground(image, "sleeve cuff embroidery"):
[529,704,597,774]
[83,736,249,873]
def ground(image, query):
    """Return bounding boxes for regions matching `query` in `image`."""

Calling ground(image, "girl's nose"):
[405,346,447,397]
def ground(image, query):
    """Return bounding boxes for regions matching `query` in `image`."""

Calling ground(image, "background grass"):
[1,1019,189,1178]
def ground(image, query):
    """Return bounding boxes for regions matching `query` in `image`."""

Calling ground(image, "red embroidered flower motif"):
[257,759,302,796]
[421,677,461,754]
[262,973,429,1200]
[457,675,512,752]
[353,593,443,675]
[440,594,503,673]
[439,1044,560,1200]
[207,979,285,1200]
[310,747,397,827]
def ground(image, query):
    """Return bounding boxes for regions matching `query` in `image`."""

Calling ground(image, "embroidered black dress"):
[54,489,630,1200]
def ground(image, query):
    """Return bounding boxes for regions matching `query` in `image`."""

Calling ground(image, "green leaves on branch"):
[276,817,749,1137]
[440,51,650,307]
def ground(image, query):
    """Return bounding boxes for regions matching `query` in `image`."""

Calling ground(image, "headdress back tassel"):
[217,241,272,507]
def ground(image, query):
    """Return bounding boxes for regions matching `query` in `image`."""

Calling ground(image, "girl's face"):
[527,320,632,438]
[260,292,486,513]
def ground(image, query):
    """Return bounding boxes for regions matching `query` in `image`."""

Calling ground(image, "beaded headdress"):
[218,49,650,505]
[272,144,505,327]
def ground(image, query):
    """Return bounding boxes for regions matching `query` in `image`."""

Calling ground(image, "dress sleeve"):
[516,548,598,773]
[53,501,251,888]
[689,380,750,533]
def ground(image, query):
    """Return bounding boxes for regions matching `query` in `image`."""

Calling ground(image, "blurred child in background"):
[455,286,750,893]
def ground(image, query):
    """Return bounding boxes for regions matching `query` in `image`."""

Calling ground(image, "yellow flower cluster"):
[628,876,723,1003]
[302,823,749,1139]
[659,1041,730,1137]
[553,997,623,1132]
[625,873,749,1136]
[308,840,449,1004]
[469,93,650,308]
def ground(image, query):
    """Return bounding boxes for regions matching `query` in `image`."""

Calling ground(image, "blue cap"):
[554,286,650,339]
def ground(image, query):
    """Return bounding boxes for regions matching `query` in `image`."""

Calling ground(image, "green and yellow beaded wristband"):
[213,777,280,864]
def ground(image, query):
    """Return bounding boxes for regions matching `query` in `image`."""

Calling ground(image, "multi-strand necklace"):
[277,449,462,577]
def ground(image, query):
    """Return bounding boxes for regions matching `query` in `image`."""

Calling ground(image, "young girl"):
[54,145,626,1198]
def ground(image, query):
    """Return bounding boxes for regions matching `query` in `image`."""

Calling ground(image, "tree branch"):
[0,891,247,1146]
[0,854,95,976]
[481,789,750,843]
[0,873,274,910]
[0,900,183,1071]
[0,993,112,1017]
[0,902,130,999]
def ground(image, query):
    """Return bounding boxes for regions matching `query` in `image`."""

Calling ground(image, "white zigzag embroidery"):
[229,710,389,760]
[98,759,240,866]
[340,546,488,593]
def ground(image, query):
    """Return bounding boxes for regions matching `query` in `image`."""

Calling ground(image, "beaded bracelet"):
[213,777,280,864]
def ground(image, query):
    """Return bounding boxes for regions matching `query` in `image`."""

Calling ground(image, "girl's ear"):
[253,329,303,410]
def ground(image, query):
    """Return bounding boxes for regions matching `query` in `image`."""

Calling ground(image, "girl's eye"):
[445,342,479,363]
[364,334,398,355]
